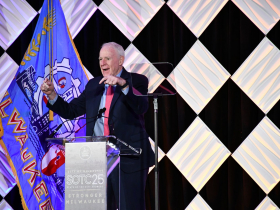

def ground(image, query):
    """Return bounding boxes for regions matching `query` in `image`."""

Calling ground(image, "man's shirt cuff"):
[122,86,129,95]
[48,94,58,105]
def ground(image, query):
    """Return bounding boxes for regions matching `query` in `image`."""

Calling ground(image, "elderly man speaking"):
[41,42,155,210]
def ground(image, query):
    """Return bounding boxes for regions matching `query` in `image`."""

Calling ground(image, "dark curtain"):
[7,1,280,209]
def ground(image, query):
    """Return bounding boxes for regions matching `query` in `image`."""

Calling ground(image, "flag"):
[0,0,89,209]
[41,145,65,176]
[0,117,3,138]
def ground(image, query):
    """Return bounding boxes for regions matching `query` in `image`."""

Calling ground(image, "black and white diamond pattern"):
[1,0,280,209]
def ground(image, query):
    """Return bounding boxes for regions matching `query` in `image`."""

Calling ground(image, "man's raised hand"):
[99,75,126,86]
[40,78,57,100]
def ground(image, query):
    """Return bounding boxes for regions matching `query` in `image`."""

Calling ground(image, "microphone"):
[48,108,106,138]
[49,123,63,138]
[97,107,106,118]
[74,108,106,134]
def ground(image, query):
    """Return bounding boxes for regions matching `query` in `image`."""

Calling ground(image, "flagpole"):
[48,0,54,121]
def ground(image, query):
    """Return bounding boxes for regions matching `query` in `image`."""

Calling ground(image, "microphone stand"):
[140,92,162,210]
[153,95,159,210]
[140,92,165,210]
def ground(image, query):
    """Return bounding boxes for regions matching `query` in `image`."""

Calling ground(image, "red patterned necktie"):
[104,85,114,136]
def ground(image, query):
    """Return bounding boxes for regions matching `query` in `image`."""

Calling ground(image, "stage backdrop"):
[0,0,280,209]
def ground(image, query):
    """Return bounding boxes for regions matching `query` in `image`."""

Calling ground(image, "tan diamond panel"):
[232,37,280,114]
[167,40,230,114]
[232,0,280,34]
[167,117,231,192]
[232,117,280,194]
[255,196,279,210]
[99,0,164,41]
[185,194,212,210]
[0,0,37,50]
[0,53,19,102]
[0,199,13,210]
[61,0,98,38]
[168,0,228,37]
[124,44,165,93]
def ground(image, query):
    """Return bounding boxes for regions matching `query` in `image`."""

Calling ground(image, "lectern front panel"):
[65,142,107,210]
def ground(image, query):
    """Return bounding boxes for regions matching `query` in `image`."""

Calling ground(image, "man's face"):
[99,46,124,77]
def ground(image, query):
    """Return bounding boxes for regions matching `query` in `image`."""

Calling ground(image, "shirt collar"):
[116,69,123,77]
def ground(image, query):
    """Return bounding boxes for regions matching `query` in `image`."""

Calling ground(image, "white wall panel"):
[185,194,212,210]
[0,200,13,210]
[255,196,279,210]
[99,0,164,41]
[232,0,280,34]
[0,53,19,102]
[124,44,165,93]
[167,40,230,114]
[232,37,280,114]
[168,0,228,37]
[61,0,98,38]
[232,117,280,194]
[0,0,37,50]
[167,117,231,192]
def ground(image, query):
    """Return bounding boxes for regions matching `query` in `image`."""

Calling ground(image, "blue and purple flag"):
[0,0,89,209]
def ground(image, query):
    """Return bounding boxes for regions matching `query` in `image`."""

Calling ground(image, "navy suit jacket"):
[47,69,155,173]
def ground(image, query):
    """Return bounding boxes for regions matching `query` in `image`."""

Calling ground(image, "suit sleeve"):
[47,86,87,119]
[123,74,149,115]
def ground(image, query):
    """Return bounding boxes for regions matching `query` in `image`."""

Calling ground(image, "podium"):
[46,135,141,210]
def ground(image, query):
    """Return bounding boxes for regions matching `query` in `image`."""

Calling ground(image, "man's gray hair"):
[101,42,125,58]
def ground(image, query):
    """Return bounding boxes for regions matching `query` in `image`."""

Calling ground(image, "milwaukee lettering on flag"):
[0,0,89,209]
